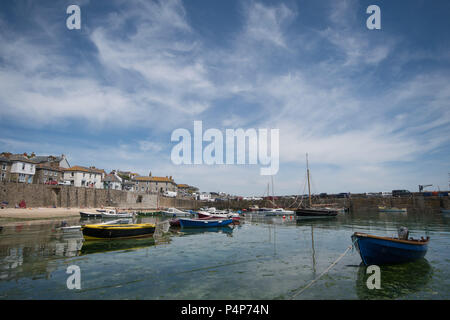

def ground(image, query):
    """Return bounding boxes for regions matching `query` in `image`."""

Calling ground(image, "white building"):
[63,166,105,188]
[10,158,36,183]
[198,193,212,201]
[103,172,122,190]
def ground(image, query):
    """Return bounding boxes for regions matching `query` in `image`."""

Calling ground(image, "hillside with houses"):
[0,152,199,199]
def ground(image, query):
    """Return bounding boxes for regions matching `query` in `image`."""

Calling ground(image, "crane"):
[419,184,432,192]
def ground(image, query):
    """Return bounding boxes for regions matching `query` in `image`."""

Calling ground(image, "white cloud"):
[0,0,448,195]
[243,2,295,48]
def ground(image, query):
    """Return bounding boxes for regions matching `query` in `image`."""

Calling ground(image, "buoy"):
[283,215,286,219]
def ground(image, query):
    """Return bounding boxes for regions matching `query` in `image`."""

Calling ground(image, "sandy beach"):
[0,207,104,220]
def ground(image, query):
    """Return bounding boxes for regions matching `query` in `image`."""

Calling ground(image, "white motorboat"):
[161,207,193,217]
[101,210,135,218]
[257,208,295,216]
[197,211,240,219]
[200,207,229,214]
[80,211,103,218]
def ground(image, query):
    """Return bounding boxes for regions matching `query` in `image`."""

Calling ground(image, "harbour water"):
[0,210,449,299]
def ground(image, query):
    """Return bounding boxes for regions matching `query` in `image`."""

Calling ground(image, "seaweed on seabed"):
[355,259,433,299]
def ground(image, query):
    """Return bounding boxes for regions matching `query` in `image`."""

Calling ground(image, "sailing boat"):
[258,177,294,216]
[295,154,338,219]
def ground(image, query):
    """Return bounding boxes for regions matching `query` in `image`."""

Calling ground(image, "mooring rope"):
[289,238,357,299]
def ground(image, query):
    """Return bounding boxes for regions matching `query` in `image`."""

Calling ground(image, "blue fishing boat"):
[351,231,429,265]
[179,218,233,228]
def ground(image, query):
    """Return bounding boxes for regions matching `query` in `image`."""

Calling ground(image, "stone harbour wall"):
[0,182,448,212]
[0,182,207,210]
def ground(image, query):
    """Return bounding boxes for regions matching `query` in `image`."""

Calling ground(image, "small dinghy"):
[178,218,233,228]
[351,227,429,265]
[170,216,215,227]
[81,222,156,240]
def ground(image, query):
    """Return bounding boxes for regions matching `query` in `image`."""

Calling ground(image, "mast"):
[271,175,275,208]
[306,153,312,207]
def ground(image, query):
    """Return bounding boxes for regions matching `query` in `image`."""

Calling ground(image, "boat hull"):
[295,208,338,218]
[80,211,102,218]
[351,232,429,265]
[179,218,233,228]
[262,211,294,216]
[170,216,214,227]
[81,224,156,240]
[161,211,192,217]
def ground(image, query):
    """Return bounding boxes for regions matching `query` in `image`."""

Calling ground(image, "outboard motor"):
[398,226,409,240]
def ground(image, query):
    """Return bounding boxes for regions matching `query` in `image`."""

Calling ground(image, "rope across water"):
[289,238,357,299]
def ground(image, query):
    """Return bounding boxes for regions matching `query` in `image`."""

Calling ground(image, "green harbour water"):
[0,210,449,300]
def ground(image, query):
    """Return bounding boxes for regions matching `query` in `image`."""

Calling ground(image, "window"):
[0,173,5,180]
[1,164,6,170]
[44,170,47,175]
[22,163,25,170]
[19,173,25,182]
[71,172,74,177]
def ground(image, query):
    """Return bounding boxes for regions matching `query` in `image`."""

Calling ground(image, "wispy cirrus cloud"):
[0,0,449,194]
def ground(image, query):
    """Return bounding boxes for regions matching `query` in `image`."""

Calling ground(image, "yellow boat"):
[81,223,156,240]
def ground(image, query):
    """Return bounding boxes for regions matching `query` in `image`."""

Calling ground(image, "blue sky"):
[0,0,449,196]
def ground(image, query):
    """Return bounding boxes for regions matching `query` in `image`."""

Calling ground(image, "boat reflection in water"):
[355,258,433,299]
[80,237,158,255]
[179,226,234,237]
[79,220,172,255]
